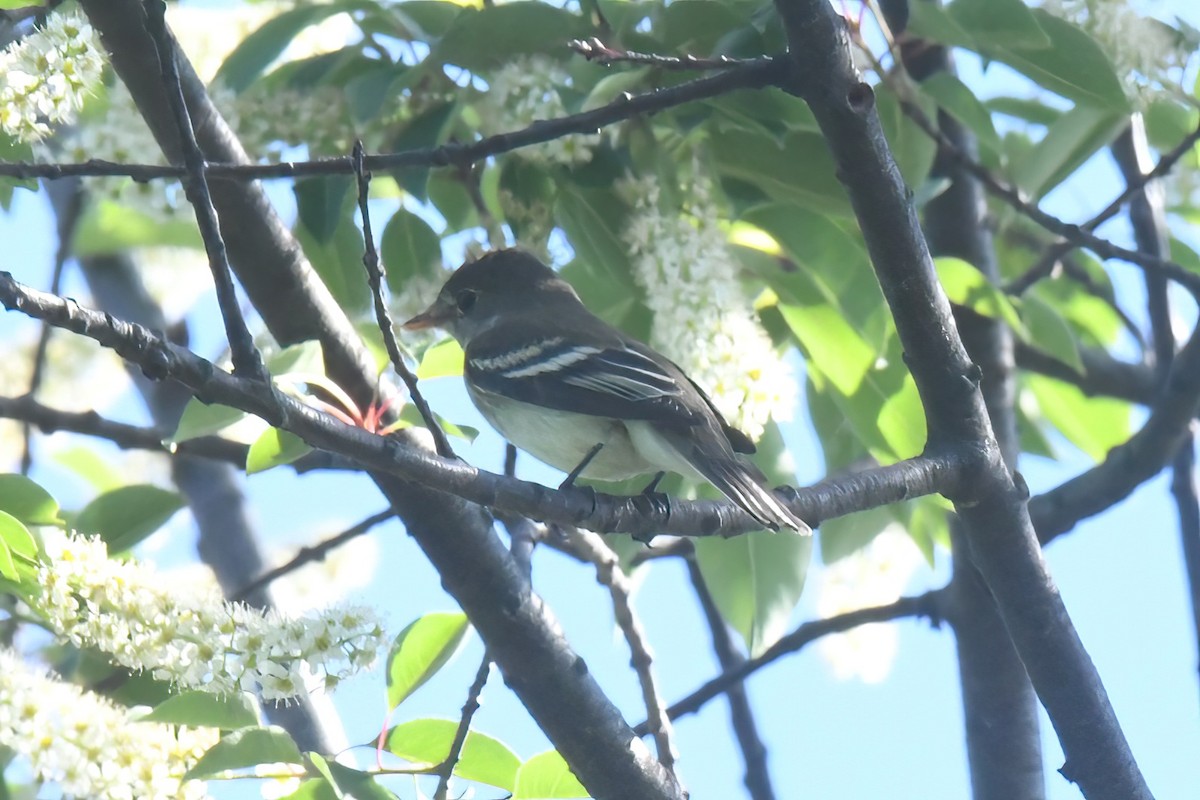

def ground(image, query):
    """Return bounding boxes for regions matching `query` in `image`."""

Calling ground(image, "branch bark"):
[908,35,1045,800]
[769,2,1151,796]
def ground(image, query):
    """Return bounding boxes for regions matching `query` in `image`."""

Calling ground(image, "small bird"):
[403,249,810,533]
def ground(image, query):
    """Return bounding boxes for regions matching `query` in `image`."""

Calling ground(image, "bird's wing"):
[464,321,707,428]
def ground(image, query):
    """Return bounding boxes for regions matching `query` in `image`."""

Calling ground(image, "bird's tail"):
[699,456,812,534]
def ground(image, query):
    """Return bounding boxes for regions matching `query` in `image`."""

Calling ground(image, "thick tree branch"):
[0,273,970,538]
[913,33,1044,797]
[74,4,681,795]
[1012,341,1156,406]
[770,2,1151,797]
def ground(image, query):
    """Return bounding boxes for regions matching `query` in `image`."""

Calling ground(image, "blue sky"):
[3,1,1200,798]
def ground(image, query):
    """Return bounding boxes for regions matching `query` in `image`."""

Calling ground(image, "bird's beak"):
[402,299,454,331]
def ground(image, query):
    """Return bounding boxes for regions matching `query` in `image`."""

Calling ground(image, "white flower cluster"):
[0,649,215,800]
[36,531,386,700]
[816,527,922,683]
[479,55,600,165]
[622,176,796,441]
[1042,0,1189,103]
[0,8,105,143]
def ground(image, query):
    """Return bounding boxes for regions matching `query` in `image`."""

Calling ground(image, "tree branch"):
[770,2,1152,796]
[635,591,942,733]
[685,553,776,800]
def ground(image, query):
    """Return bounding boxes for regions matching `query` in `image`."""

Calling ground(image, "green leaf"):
[170,401,249,443]
[296,213,371,314]
[52,447,125,492]
[934,257,1027,337]
[140,691,259,729]
[1009,106,1126,199]
[246,428,313,475]
[74,485,184,553]
[513,750,588,799]
[582,67,650,111]
[434,3,588,72]
[820,504,895,565]
[990,11,1129,111]
[380,208,443,294]
[1022,294,1083,373]
[277,779,338,800]
[0,526,16,581]
[985,96,1062,128]
[417,338,465,379]
[388,1,464,40]
[296,176,353,245]
[388,101,459,199]
[1026,374,1131,462]
[0,509,38,561]
[711,128,850,215]
[72,200,202,256]
[309,755,398,800]
[185,727,304,779]
[918,72,1001,156]
[386,612,471,709]
[945,0,1050,49]
[215,4,354,92]
[694,422,812,655]
[0,474,61,526]
[383,719,521,791]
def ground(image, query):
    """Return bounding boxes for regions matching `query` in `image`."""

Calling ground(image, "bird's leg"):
[632,471,671,543]
[560,443,604,521]
[640,471,666,496]
[559,442,605,490]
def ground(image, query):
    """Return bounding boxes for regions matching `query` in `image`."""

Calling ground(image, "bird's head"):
[403,249,579,342]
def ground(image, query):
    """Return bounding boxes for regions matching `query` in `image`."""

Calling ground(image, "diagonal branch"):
[634,591,942,733]
[0,59,785,184]
[141,0,265,382]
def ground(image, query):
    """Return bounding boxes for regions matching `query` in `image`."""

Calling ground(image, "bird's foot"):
[559,442,605,490]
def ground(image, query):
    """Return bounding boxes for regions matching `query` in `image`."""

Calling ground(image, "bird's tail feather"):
[701,457,812,534]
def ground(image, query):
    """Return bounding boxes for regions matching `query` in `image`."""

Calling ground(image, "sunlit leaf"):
[1026,374,1131,462]
[185,727,303,779]
[386,612,471,709]
[74,485,184,553]
[0,474,61,526]
[383,718,520,791]
[513,750,588,799]
[140,691,259,729]
[246,428,313,474]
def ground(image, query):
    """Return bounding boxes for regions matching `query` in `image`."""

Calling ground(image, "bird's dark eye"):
[456,289,478,314]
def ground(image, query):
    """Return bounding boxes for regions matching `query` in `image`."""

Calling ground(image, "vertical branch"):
[433,655,492,800]
[1111,119,1200,692]
[559,527,680,782]
[140,0,265,382]
[351,142,455,458]
[901,27,1045,800]
[685,553,776,800]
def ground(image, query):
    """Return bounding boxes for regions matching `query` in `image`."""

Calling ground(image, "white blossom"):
[621,174,795,441]
[0,649,215,800]
[816,528,923,683]
[1041,0,1190,104]
[479,56,600,165]
[35,531,386,700]
[0,8,105,143]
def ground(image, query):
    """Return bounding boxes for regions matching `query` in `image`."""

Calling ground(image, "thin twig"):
[433,654,492,800]
[141,0,266,382]
[558,526,679,779]
[231,509,395,601]
[896,93,1200,297]
[352,141,455,459]
[1112,120,1200,691]
[685,553,776,800]
[634,591,943,733]
[0,58,783,183]
[570,37,766,70]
